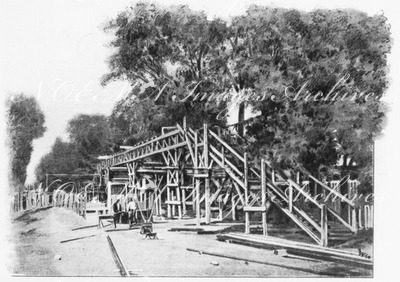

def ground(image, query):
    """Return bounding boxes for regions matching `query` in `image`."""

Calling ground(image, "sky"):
[1,0,400,278]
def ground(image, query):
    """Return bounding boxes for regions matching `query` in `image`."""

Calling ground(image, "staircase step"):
[329,226,352,230]
[328,236,353,241]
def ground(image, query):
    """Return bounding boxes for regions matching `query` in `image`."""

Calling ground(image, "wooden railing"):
[186,126,328,245]
[259,162,328,246]
[53,189,86,217]
[12,190,54,213]
[308,175,358,232]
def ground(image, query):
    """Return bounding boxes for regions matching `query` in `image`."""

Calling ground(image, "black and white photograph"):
[1,0,399,279]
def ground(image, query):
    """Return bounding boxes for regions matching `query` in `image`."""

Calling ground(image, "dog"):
[145,232,158,240]
[140,224,158,239]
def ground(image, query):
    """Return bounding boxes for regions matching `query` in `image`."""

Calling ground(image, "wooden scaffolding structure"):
[97,117,360,247]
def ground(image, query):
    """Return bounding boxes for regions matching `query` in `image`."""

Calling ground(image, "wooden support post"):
[107,182,112,214]
[231,196,236,220]
[191,177,196,212]
[134,166,139,200]
[321,204,328,247]
[218,198,223,220]
[288,183,293,213]
[261,160,267,236]
[167,186,172,218]
[181,172,186,216]
[244,153,250,234]
[182,188,186,216]
[352,207,358,234]
[154,189,159,216]
[171,191,176,217]
[196,179,201,225]
[195,131,201,227]
[158,189,162,216]
[176,152,182,219]
[204,123,211,225]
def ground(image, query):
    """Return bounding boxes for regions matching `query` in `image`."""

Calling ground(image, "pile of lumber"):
[216,233,372,268]
[168,226,233,234]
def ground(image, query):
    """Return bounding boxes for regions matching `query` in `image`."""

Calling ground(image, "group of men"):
[112,197,138,228]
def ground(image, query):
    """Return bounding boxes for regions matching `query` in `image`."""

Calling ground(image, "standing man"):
[127,197,137,228]
[112,199,122,228]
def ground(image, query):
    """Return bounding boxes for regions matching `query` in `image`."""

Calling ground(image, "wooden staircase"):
[182,125,356,246]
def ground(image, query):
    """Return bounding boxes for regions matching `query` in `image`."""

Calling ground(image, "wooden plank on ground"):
[106,235,130,277]
[60,234,98,243]
[216,233,372,268]
[168,227,204,232]
[105,227,140,232]
[71,224,98,231]
[234,233,359,255]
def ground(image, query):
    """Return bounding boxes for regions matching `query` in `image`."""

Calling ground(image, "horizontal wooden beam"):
[109,167,128,171]
[165,200,182,205]
[194,174,210,178]
[136,169,166,174]
[243,206,267,212]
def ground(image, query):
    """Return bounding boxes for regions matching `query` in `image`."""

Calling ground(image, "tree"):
[6,94,46,190]
[67,114,114,167]
[35,138,82,186]
[241,7,391,191]
[35,114,114,186]
[102,2,230,133]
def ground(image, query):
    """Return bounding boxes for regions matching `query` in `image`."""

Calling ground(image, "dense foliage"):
[35,114,113,186]
[7,94,46,190]
[239,7,390,190]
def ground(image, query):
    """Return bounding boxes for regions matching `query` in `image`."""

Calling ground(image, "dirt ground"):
[7,207,373,278]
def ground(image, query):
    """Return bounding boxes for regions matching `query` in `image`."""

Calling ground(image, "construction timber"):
[97,118,362,247]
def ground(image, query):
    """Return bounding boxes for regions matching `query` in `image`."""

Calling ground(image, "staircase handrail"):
[308,175,355,207]
[209,130,245,162]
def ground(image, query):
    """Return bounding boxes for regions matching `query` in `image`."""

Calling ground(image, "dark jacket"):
[113,201,122,213]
